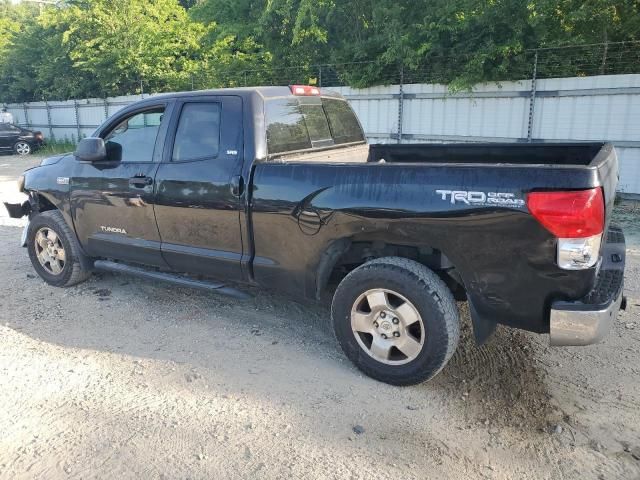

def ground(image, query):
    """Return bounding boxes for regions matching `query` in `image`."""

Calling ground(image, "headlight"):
[17,175,25,193]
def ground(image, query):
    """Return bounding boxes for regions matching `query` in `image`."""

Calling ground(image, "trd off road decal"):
[435,190,525,207]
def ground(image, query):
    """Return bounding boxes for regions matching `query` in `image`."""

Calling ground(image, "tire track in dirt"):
[1,215,640,479]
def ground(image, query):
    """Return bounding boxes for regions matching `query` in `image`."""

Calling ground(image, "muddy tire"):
[331,257,460,386]
[27,210,91,287]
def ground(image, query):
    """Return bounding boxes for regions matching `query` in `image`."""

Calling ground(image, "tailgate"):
[592,143,619,231]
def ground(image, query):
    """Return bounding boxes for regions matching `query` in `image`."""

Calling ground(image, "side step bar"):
[93,260,252,300]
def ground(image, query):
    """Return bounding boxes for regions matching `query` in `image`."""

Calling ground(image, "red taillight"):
[290,85,320,96]
[526,188,604,238]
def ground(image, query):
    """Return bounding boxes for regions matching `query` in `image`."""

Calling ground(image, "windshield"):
[265,97,365,155]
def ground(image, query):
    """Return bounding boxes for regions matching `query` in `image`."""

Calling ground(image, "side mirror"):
[74,137,106,162]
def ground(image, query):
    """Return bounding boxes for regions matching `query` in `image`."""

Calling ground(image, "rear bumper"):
[550,226,626,346]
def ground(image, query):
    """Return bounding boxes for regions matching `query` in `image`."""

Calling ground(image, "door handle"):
[129,175,153,188]
[230,175,244,197]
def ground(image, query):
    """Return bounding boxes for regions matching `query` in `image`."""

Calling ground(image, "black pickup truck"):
[4,85,627,385]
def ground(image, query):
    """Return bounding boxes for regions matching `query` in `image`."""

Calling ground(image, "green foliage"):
[0,0,638,102]
[58,0,210,95]
[39,138,77,155]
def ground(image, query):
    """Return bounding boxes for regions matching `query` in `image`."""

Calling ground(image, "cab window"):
[103,108,164,163]
[172,102,221,162]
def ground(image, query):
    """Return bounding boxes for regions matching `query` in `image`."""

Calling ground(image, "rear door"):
[154,95,245,281]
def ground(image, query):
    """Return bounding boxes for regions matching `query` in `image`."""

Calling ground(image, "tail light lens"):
[527,188,604,238]
[290,85,320,96]
[527,188,605,270]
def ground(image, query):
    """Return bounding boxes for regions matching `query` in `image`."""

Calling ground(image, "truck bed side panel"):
[250,162,605,333]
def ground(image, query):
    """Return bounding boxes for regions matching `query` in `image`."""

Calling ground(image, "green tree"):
[190,0,273,88]
[1,0,639,102]
[0,1,98,101]
[58,0,208,95]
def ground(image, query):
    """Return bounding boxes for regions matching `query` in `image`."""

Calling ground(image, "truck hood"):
[40,152,72,166]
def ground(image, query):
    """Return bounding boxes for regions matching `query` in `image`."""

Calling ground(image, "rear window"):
[323,98,365,145]
[265,99,312,154]
[266,97,364,155]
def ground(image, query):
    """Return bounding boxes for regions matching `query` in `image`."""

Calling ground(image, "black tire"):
[331,257,460,386]
[27,210,92,287]
[14,141,32,156]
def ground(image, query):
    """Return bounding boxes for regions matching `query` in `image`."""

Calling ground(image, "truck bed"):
[367,142,606,166]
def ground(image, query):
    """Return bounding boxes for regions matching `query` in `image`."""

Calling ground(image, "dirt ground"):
[1,153,639,480]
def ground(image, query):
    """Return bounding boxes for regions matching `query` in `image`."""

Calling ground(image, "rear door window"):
[172,102,221,162]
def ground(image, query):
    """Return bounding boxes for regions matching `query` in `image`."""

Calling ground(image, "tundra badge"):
[100,226,128,235]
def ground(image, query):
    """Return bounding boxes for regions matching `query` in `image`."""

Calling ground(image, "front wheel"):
[14,141,32,156]
[27,210,92,287]
[331,257,460,386]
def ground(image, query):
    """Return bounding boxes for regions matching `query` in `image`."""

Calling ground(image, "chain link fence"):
[131,41,639,94]
[5,41,640,140]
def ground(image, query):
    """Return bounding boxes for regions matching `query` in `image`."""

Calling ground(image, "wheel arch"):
[315,234,496,344]
[26,190,92,270]
[26,209,92,286]
[315,235,465,298]
[28,191,57,213]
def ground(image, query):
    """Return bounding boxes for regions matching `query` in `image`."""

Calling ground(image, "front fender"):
[23,160,73,224]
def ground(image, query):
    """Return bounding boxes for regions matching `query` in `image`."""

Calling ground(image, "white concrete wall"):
[333,74,640,195]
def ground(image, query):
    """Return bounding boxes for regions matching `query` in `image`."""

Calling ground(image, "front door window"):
[103,108,164,163]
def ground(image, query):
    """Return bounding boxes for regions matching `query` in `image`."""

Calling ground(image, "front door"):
[154,96,245,281]
[72,103,172,267]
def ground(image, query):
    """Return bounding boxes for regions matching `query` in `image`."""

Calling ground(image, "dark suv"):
[0,123,44,155]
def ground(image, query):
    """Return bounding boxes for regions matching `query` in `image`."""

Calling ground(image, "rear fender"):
[313,232,498,345]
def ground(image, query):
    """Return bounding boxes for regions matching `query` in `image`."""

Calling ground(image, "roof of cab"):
[137,86,344,102]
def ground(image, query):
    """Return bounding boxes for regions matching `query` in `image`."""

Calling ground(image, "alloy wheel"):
[15,142,31,155]
[34,227,66,275]
[350,288,425,365]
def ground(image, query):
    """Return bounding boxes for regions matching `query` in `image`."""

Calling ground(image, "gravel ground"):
[1,153,639,480]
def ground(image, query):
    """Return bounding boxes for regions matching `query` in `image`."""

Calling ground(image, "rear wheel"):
[27,210,91,287]
[14,141,31,156]
[331,257,460,386]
